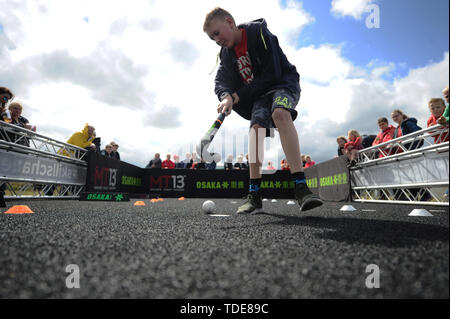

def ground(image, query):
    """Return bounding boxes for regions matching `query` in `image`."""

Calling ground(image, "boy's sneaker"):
[295,183,323,212]
[236,191,263,214]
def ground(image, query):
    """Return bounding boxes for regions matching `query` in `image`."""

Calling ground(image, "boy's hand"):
[218,95,233,116]
[437,116,448,125]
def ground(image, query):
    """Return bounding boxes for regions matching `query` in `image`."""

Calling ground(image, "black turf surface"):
[0,198,448,299]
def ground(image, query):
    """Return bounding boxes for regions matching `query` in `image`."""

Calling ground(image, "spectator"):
[224,154,234,171]
[344,129,363,166]
[280,158,290,170]
[0,86,14,122]
[427,98,449,144]
[162,153,176,169]
[245,153,249,169]
[391,109,423,152]
[266,160,276,170]
[100,144,114,157]
[173,154,185,168]
[437,86,449,126]
[304,155,316,168]
[110,141,121,160]
[207,153,218,170]
[190,151,200,169]
[146,153,162,169]
[234,154,247,170]
[65,123,97,153]
[8,101,36,131]
[372,117,395,157]
[182,152,192,169]
[195,159,207,170]
[301,154,307,167]
[336,136,347,157]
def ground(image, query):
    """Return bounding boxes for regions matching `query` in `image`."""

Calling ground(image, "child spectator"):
[266,160,276,170]
[110,141,121,160]
[336,136,347,156]
[344,129,363,166]
[146,153,162,169]
[161,153,176,169]
[280,158,290,170]
[101,144,114,157]
[427,98,449,144]
[203,7,321,213]
[391,109,423,152]
[372,117,395,157]
[224,154,234,171]
[304,155,316,168]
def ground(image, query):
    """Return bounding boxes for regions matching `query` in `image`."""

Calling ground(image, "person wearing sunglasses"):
[0,86,14,122]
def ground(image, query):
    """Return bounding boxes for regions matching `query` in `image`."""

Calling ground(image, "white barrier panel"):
[352,151,449,187]
[0,148,87,185]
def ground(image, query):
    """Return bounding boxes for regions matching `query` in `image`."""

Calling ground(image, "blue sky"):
[290,0,449,79]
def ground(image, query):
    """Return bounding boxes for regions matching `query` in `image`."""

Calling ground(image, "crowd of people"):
[338,85,449,167]
[2,85,448,170]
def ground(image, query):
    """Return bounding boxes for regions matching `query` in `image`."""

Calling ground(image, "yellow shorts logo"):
[274,96,293,109]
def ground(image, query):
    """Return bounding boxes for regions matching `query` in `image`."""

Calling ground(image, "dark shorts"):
[250,88,300,134]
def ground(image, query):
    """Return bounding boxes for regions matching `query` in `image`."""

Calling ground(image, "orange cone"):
[4,205,34,214]
[134,201,146,206]
[157,198,164,202]
[150,198,158,203]
[178,197,185,201]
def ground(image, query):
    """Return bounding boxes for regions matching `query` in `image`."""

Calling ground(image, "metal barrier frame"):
[351,125,449,206]
[1,121,88,199]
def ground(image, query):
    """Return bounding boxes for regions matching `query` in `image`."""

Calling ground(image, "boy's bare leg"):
[272,108,323,211]
[272,108,302,172]
[236,124,265,214]
[248,124,265,179]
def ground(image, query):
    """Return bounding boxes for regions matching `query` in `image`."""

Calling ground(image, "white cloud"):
[331,0,375,19]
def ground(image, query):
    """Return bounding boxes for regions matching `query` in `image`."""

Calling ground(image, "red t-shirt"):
[161,160,175,169]
[427,115,449,144]
[234,29,254,85]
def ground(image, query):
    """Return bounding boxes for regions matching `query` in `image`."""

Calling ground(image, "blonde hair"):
[443,85,449,94]
[428,98,445,108]
[391,109,408,121]
[348,129,360,138]
[203,7,235,31]
[8,101,23,111]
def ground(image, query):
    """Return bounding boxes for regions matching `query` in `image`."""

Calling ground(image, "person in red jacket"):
[344,129,363,167]
[427,98,449,144]
[304,155,316,168]
[161,153,176,169]
[372,117,395,157]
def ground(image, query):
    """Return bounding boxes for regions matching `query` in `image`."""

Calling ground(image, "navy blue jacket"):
[394,117,422,138]
[214,19,300,121]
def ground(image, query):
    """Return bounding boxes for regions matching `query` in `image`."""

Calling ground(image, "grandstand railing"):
[1,121,88,199]
[351,124,449,206]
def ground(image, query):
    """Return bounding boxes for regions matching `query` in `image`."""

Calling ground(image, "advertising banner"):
[0,148,86,185]
[85,153,350,201]
[85,152,143,194]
